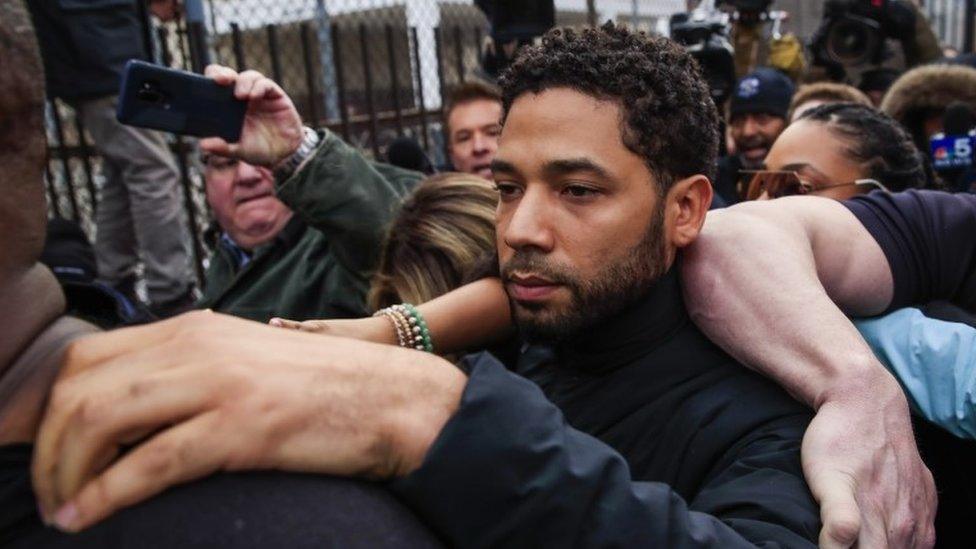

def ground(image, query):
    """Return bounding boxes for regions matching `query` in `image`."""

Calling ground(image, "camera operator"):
[809,0,940,81]
[714,67,794,204]
[475,0,554,79]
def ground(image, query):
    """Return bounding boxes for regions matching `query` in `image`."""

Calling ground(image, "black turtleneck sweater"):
[392,270,819,547]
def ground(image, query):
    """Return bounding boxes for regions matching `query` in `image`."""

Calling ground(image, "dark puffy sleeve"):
[844,190,976,313]
[274,129,420,278]
[389,353,818,548]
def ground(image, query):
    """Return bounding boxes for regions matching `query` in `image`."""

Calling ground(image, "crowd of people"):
[5,0,976,547]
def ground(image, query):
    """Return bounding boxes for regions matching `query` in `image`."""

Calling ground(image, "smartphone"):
[117,60,247,142]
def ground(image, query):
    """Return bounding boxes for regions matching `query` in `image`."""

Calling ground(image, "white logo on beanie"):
[737,77,760,99]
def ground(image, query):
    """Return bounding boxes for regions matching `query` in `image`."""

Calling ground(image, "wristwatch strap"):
[274,126,321,181]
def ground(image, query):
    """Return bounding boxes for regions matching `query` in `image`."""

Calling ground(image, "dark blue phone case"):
[116,60,247,142]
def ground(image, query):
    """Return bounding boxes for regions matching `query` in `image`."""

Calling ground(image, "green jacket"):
[197,129,421,322]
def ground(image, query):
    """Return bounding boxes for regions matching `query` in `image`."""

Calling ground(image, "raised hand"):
[199,65,304,169]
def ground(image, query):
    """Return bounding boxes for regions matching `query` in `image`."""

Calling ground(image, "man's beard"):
[500,202,669,344]
[736,134,774,169]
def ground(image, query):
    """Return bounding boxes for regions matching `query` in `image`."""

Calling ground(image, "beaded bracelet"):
[373,303,433,353]
[375,308,409,347]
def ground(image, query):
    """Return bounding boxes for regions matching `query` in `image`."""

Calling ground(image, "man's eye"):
[563,185,598,198]
[494,182,522,198]
[209,158,237,170]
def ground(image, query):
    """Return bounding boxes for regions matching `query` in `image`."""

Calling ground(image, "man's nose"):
[501,186,555,254]
[741,116,760,137]
[472,132,491,154]
[234,161,263,186]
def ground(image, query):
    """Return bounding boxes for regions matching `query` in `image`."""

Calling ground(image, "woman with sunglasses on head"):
[743,102,935,201]
[726,103,976,539]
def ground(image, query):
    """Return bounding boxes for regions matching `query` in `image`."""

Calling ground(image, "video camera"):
[670,12,737,108]
[810,0,916,67]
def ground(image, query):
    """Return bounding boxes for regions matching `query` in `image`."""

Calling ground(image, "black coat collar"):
[549,267,688,375]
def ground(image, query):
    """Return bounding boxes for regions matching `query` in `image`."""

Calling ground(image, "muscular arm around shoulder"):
[682,196,935,548]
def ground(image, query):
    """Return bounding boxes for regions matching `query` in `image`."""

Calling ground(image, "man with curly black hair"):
[32,22,822,547]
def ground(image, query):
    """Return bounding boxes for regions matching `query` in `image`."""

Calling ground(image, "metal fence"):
[44,1,493,283]
[41,0,976,284]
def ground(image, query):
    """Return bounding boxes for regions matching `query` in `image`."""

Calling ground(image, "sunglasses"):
[741,170,889,201]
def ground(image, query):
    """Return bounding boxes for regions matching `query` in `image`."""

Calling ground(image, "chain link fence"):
[42,0,976,285]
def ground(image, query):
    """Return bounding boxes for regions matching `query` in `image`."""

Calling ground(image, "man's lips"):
[506,274,561,302]
[236,191,274,206]
[741,146,768,161]
[473,165,492,178]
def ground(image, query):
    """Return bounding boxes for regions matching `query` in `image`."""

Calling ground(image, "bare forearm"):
[419,277,512,354]
[682,199,895,408]
[271,278,512,355]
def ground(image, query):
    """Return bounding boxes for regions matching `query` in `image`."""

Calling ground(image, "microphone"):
[943,101,975,137]
[931,101,976,191]
[385,136,435,174]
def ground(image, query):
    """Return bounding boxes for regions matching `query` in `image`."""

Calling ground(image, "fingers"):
[56,317,185,377]
[50,412,225,532]
[916,466,938,547]
[205,65,282,102]
[34,312,216,516]
[815,474,861,549]
[855,508,888,549]
[51,368,217,516]
[199,136,234,157]
[204,64,237,86]
[248,76,285,101]
[234,70,269,101]
[887,463,936,548]
[268,318,330,334]
[297,321,325,333]
[269,317,303,330]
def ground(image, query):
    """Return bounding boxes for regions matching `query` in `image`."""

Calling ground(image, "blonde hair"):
[788,82,873,121]
[367,173,498,311]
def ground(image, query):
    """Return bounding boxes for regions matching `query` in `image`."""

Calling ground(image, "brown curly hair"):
[498,22,720,189]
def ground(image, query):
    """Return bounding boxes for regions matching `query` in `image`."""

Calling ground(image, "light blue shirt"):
[856,308,976,439]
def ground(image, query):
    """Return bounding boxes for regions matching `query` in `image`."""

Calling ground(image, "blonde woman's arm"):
[271,277,513,354]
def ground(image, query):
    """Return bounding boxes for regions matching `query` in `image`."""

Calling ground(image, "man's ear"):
[664,174,712,249]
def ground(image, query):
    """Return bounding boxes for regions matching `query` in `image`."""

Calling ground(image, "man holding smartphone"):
[27,0,196,317]
[195,139,419,322]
